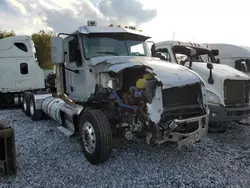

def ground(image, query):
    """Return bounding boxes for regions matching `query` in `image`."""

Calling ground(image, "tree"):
[32,30,56,70]
[0,30,15,39]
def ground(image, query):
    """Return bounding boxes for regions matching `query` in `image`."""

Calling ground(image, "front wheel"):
[79,109,112,165]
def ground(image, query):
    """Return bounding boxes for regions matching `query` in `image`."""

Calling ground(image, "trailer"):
[206,43,250,77]
[151,41,250,127]
[21,21,210,165]
[0,35,46,108]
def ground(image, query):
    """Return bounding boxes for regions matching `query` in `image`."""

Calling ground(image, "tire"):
[79,109,113,165]
[22,92,32,116]
[30,94,44,121]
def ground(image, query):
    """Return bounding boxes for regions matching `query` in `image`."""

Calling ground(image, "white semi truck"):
[151,41,250,128]
[21,21,210,165]
[0,35,46,108]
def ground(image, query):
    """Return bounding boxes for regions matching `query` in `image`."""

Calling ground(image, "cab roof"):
[155,40,211,50]
[0,35,31,42]
[74,25,151,39]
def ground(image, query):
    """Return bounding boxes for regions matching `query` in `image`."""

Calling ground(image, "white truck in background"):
[151,41,250,129]
[206,43,250,77]
[0,35,46,108]
[20,21,210,165]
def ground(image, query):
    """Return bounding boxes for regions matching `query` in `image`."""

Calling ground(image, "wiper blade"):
[96,52,119,56]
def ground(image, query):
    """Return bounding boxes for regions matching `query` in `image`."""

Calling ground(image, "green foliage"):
[32,30,56,69]
[0,30,15,39]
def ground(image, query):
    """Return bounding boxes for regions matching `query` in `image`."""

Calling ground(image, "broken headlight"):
[206,90,220,105]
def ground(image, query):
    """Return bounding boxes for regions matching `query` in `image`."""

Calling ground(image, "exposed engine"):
[92,67,158,140]
[110,68,156,140]
[92,66,207,146]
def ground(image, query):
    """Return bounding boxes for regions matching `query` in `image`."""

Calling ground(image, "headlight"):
[206,90,220,105]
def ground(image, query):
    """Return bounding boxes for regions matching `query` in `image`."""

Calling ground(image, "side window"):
[20,63,28,75]
[155,48,171,61]
[14,42,28,52]
[200,54,211,62]
[130,43,145,56]
[175,54,188,64]
[68,39,82,64]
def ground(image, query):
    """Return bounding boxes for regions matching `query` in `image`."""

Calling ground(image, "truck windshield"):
[81,33,148,59]
[196,49,217,63]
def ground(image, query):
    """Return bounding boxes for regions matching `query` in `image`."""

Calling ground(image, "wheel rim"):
[23,97,27,111]
[30,98,34,115]
[81,122,96,154]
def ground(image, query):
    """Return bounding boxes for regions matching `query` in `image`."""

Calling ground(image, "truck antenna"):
[171,32,175,45]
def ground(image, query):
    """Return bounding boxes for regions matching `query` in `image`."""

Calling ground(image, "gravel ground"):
[0,109,250,188]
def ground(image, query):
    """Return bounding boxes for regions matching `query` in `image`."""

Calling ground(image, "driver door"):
[64,36,83,99]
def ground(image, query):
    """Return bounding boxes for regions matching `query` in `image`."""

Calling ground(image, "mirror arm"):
[189,58,192,68]
[65,67,80,74]
[189,51,192,68]
[208,69,214,84]
[60,64,79,74]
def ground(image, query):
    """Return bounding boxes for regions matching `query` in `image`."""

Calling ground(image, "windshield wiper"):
[96,52,119,56]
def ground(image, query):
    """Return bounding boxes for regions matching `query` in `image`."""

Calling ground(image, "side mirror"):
[241,61,247,72]
[207,62,213,69]
[216,58,220,64]
[211,49,219,56]
[186,47,197,68]
[207,63,214,84]
[150,43,156,56]
[51,37,65,64]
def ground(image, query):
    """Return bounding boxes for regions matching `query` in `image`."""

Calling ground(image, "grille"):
[224,79,250,106]
[162,82,202,108]
[161,106,203,121]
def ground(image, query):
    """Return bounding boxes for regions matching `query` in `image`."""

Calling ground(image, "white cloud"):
[2,0,250,46]
[2,0,156,35]
[140,0,250,46]
[6,0,28,15]
[98,0,156,26]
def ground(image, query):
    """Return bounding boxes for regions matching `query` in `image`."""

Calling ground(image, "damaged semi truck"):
[0,36,46,108]
[152,41,250,130]
[21,21,209,165]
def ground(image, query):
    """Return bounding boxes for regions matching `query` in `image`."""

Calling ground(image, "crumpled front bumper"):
[164,111,209,147]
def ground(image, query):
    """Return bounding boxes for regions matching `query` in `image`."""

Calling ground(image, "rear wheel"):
[30,94,44,121]
[79,109,112,165]
[22,92,32,116]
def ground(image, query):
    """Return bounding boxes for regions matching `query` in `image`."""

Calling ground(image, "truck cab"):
[0,35,45,107]
[152,41,250,124]
[45,21,211,164]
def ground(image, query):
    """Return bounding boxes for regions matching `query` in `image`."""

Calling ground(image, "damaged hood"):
[89,56,202,89]
[191,62,250,80]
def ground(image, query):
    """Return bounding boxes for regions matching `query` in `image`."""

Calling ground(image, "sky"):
[1,0,250,46]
